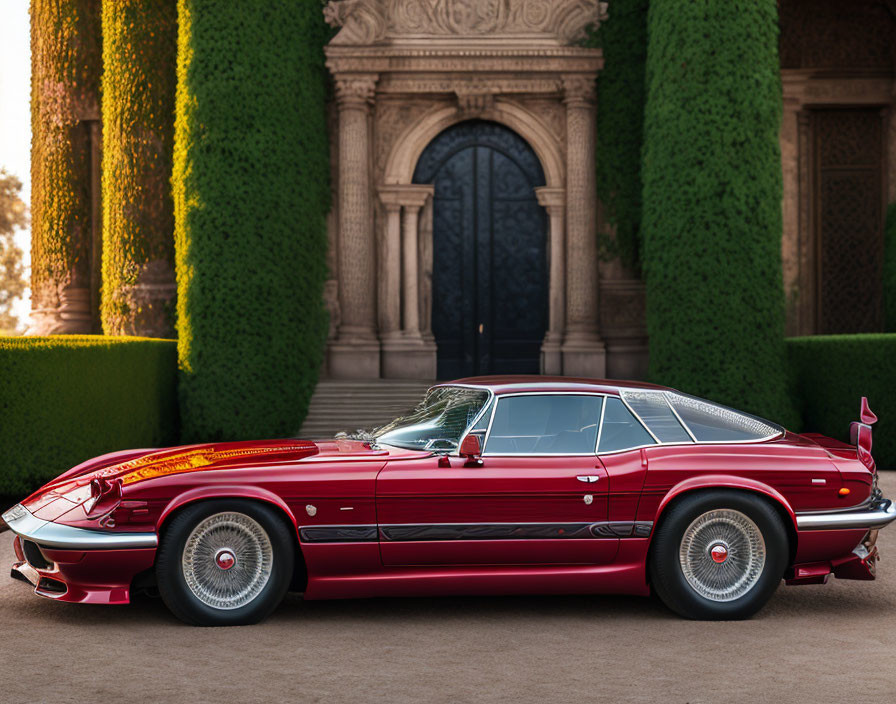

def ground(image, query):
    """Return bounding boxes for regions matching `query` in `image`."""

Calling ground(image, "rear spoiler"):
[849,397,877,470]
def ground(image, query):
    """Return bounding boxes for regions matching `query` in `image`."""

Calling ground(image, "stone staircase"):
[297,379,435,440]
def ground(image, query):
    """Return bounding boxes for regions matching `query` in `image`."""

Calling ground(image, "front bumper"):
[3,504,157,604]
[795,497,896,531]
[2,504,157,549]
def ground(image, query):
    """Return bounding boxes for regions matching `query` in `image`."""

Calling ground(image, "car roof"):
[435,376,672,396]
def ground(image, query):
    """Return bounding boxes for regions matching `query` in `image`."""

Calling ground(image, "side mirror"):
[459,433,483,465]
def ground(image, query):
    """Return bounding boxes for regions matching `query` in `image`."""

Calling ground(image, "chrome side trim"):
[1,504,158,550]
[298,524,379,543]
[795,498,896,531]
[297,521,655,543]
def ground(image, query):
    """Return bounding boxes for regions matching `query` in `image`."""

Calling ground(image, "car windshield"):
[373,386,490,452]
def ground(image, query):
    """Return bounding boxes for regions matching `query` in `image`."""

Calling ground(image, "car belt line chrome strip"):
[298,521,654,543]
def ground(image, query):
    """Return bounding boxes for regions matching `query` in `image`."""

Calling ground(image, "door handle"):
[576,475,601,483]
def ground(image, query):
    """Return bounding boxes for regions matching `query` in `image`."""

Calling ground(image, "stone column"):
[780,95,801,337]
[535,187,566,375]
[329,74,380,378]
[100,0,177,338]
[561,76,606,377]
[796,110,815,335]
[379,185,435,379]
[27,0,102,335]
[401,203,422,336]
[377,195,402,339]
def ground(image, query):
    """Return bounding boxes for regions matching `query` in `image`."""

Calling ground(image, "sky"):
[0,0,31,329]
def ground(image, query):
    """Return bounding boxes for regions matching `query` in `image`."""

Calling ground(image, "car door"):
[376,393,618,567]
[594,395,660,536]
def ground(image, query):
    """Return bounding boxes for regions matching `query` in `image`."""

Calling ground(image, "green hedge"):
[789,334,896,469]
[101,0,177,337]
[173,0,330,442]
[0,336,177,497]
[590,0,648,269]
[640,0,797,427]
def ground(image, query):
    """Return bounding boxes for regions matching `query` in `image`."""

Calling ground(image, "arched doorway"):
[413,120,548,379]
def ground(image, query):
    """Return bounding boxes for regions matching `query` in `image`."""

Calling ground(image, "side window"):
[598,397,656,453]
[484,395,602,455]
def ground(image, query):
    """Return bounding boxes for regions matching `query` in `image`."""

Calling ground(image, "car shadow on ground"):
[4,577,891,628]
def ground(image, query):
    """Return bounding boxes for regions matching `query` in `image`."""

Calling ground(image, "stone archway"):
[323,0,608,379]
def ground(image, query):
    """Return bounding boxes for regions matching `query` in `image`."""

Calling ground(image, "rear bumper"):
[795,497,896,532]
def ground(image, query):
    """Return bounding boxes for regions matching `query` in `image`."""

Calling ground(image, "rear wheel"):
[156,500,294,626]
[649,490,788,620]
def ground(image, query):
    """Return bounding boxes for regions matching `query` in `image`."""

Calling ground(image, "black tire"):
[649,490,788,620]
[156,499,294,626]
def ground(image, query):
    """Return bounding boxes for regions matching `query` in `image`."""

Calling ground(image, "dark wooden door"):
[413,121,548,379]
[813,108,886,333]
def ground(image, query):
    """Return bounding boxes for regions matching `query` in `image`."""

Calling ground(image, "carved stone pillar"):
[401,202,423,336]
[329,74,380,378]
[379,184,436,379]
[377,194,402,339]
[535,187,566,375]
[561,76,605,377]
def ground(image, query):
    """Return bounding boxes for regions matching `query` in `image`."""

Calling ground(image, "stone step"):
[298,378,435,439]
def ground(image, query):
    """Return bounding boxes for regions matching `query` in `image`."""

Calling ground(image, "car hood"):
[24,438,422,516]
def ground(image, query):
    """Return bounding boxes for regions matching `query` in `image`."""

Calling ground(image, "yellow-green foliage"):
[789,335,896,468]
[641,0,797,427]
[101,0,177,335]
[29,0,101,307]
[173,1,331,441]
[0,336,178,497]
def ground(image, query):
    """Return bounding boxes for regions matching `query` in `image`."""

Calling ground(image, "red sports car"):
[2,377,893,625]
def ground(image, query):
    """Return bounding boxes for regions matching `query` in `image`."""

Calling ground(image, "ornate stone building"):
[322,0,624,380]
[27,0,896,380]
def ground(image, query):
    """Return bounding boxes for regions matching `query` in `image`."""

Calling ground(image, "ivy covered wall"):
[173,0,331,441]
[591,0,649,269]
[100,0,177,338]
[641,0,797,426]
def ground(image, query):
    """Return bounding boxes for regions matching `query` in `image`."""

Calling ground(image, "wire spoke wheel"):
[181,512,274,610]
[678,508,766,602]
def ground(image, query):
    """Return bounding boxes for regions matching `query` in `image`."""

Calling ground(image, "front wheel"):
[156,500,294,626]
[649,490,788,620]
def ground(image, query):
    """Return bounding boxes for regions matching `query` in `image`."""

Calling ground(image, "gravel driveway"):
[1,475,895,704]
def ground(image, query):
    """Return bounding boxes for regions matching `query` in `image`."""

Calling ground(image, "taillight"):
[849,397,877,470]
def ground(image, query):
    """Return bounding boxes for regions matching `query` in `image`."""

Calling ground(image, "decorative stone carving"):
[455,81,495,117]
[325,0,606,45]
[335,76,378,105]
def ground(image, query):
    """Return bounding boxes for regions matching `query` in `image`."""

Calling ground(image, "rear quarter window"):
[663,392,781,442]
[598,397,656,453]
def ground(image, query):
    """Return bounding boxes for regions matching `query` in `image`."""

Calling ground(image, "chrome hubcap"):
[679,509,766,602]
[182,512,273,610]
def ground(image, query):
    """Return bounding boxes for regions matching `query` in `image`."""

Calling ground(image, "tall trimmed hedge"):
[591,0,648,269]
[173,1,331,441]
[30,0,101,319]
[789,335,896,469]
[101,0,177,337]
[640,0,797,426]
[0,336,177,497]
